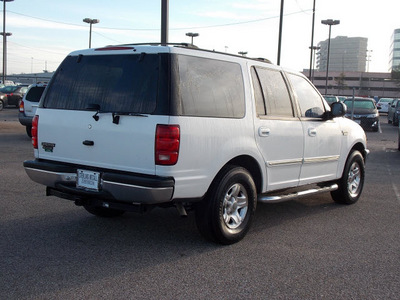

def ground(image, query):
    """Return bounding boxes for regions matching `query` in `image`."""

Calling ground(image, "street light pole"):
[185,32,199,45]
[277,0,284,65]
[308,0,316,79]
[83,18,100,48]
[1,0,13,84]
[321,19,340,95]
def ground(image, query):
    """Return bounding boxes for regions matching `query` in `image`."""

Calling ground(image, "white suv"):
[24,44,369,244]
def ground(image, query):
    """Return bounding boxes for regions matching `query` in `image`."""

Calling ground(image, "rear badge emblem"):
[88,124,92,129]
[41,142,55,152]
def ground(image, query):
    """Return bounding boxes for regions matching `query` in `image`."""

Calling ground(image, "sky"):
[2,0,400,75]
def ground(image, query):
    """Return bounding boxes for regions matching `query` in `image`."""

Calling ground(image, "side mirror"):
[326,102,346,119]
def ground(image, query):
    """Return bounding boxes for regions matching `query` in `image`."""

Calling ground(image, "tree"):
[334,72,347,95]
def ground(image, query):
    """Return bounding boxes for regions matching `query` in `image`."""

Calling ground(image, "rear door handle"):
[258,127,270,137]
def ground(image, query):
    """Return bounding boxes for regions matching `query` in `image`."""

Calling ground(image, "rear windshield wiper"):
[86,103,101,121]
[112,112,147,124]
[85,104,147,124]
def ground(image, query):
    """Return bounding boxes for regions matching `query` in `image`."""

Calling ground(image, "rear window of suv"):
[42,54,163,114]
[25,86,46,102]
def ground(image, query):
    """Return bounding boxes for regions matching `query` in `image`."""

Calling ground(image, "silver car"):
[18,83,47,137]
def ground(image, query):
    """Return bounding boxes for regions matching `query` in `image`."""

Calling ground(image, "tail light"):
[32,115,39,149]
[19,100,24,112]
[155,125,180,165]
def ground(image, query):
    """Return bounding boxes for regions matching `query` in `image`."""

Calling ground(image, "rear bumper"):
[18,112,32,126]
[23,159,175,204]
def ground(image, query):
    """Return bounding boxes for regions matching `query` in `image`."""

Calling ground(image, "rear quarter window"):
[174,55,245,118]
[25,87,46,102]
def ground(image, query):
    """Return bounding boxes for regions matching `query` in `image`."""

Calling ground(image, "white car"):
[376,98,394,114]
[24,44,369,244]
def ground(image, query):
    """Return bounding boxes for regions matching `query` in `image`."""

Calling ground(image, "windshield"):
[344,100,375,109]
[378,99,393,103]
[1,86,18,93]
[43,54,161,113]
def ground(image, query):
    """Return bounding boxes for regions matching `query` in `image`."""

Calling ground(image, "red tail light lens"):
[155,125,180,165]
[32,115,39,149]
[19,100,24,112]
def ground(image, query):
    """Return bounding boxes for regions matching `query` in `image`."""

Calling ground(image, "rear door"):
[37,52,169,176]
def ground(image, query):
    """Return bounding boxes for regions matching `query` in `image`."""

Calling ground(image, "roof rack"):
[98,42,272,64]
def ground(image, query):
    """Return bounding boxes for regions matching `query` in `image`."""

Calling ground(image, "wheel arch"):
[209,155,263,195]
[350,142,368,161]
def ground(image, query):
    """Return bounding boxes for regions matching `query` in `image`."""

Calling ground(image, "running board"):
[258,184,338,203]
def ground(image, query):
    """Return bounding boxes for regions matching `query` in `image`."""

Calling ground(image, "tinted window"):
[25,86,46,102]
[43,54,160,113]
[251,68,266,115]
[251,66,293,117]
[287,73,325,118]
[175,55,245,118]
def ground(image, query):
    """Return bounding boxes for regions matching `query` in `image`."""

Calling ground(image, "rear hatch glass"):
[42,53,164,113]
[26,86,46,102]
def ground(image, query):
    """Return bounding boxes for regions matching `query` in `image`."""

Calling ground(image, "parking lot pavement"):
[1,113,399,299]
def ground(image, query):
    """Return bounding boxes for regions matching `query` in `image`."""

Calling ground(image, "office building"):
[317,36,368,72]
[389,28,400,72]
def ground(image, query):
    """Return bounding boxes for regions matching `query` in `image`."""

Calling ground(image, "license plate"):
[355,120,361,124]
[77,169,100,191]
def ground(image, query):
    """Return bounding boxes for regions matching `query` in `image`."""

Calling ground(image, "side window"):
[251,66,293,117]
[176,55,245,118]
[287,73,325,118]
[251,67,266,115]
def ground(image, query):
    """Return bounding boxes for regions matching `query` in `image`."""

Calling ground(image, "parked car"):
[23,44,369,244]
[344,97,380,131]
[0,85,29,110]
[376,98,394,114]
[398,122,400,151]
[323,95,339,104]
[387,99,400,125]
[19,83,47,137]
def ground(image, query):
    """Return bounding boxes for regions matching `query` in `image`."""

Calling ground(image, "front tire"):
[0,100,3,111]
[331,150,365,204]
[195,165,257,245]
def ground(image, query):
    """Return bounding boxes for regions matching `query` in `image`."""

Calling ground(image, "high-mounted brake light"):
[32,115,39,149]
[155,125,180,165]
[95,46,135,51]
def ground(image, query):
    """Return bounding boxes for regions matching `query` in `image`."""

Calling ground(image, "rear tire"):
[195,165,257,245]
[84,205,125,218]
[26,126,32,138]
[331,150,365,204]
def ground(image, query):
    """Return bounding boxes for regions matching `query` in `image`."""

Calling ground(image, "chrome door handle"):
[308,128,317,137]
[259,127,270,137]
